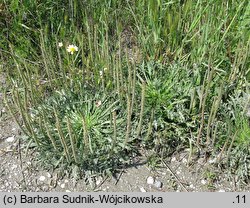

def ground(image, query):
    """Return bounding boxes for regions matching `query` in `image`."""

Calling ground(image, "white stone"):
[201,179,207,185]
[6,136,15,143]
[208,158,217,164]
[189,184,195,189]
[60,184,65,189]
[218,189,225,192]
[146,176,154,185]
[140,187,146,192]
[171,157,176,162]
[39,176,46,181]
[96,178,102,186]
[154,181,163,188]
[182,158,187,164]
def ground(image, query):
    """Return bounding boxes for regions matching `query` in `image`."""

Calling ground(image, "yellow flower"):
[67,44,78,55]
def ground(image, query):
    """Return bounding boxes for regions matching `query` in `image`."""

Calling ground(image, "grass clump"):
[137,61,194,153]
[222,92,250,183]
[21,88,136,175]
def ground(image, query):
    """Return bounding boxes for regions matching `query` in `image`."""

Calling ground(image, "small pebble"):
[6,136,15,143]
[171,157,176,162]
[60,184,65,189]
[182,158,187,164]
[96,177,102,186]
[140,187,147,192]
[189,184,195,189]
[146,176,154,185]
[218,189,225,192]
[6,146,12,151]
[208,157,217,164]
[39,176,46,182]
[201,179,207,185]
[154,181,163,189]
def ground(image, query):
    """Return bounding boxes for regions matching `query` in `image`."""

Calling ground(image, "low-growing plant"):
[7,86,139,176]
[137,61,195,154]
[222,92,250,183]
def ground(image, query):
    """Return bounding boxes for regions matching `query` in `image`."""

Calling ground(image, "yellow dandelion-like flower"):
[67,44,78,55]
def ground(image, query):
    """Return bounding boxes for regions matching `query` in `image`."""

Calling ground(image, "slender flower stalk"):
[136,81,146,137]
